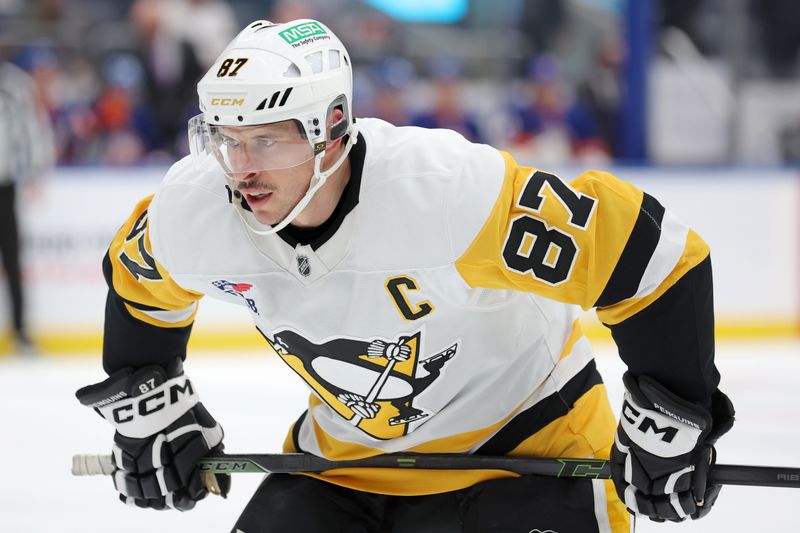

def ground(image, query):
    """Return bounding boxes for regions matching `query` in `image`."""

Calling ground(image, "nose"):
[230,160,261,183]
[231,168,259,183]
[228,143,258,182]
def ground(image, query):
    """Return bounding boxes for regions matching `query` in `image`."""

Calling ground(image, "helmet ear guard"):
[326,94,350,141]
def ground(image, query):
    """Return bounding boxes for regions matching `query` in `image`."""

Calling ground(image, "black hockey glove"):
[610,371,734,522]
[76,357,229,510]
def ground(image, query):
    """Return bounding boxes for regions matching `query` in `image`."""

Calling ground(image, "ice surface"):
[1,339,798,532]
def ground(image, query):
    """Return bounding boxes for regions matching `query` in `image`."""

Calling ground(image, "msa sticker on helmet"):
[278,21,329,46]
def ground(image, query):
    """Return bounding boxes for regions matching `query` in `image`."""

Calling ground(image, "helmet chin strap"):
[233,124,359,236]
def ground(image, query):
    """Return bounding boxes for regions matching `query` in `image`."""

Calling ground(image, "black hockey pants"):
[231,471,608,533]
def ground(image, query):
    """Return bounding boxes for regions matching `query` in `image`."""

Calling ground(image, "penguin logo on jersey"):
[262,328,457,439]
[212,280,259,314]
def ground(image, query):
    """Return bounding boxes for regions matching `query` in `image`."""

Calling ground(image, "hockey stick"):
[349,336,416,426]
[350,357,396,426]
[71,452,800,489]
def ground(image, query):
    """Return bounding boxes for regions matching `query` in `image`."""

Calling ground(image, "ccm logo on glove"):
[108,378,195,423]
[86,373,201,439]
[621,400,680,443]
[619,390,704,458]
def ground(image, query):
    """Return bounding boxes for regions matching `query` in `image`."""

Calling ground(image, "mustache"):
[236,179,275,192]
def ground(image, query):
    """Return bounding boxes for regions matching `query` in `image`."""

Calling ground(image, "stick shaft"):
[72,452,800,488]
[350,359,396,426]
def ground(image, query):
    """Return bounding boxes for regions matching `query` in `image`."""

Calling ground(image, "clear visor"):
[188,114,315,174]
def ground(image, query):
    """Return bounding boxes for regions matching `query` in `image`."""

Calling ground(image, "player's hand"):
[367,340,411,361]
[610,371,734,522]
[76,357,229,510]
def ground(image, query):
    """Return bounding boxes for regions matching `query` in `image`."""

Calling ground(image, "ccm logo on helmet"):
[211,98,245,106]
[112,379,194,424]
[622,399,678,443]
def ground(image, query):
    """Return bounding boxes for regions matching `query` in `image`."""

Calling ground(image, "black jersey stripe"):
[606,255,717,404]
[102,288,193,373]
[476,359,603,456]
[291,410,308,453]
[595,192,665,308]
[101,250,193,373]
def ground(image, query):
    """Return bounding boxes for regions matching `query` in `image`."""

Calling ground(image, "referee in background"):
[0,56,54,354]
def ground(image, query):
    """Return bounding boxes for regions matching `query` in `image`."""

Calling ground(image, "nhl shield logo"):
[297,254,311,277]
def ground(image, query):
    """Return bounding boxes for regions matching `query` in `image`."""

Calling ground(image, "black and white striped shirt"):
[0,61,54,185]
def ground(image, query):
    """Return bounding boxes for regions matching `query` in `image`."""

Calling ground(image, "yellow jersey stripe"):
[108,196,202,322]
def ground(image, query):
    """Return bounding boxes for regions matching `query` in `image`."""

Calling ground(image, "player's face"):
[222,121,316,226]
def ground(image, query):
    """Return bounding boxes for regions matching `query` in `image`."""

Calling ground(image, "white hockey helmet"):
[188,19,358,234]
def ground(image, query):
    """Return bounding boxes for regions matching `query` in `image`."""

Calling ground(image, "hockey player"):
[76,19,734,532]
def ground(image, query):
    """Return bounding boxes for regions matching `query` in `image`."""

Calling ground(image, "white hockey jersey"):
[105,118,713,531]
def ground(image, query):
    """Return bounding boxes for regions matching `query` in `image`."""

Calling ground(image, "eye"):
[220,134,240,148]
[255,137,276,148]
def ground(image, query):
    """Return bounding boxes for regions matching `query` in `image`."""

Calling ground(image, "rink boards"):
[0,165,797,353]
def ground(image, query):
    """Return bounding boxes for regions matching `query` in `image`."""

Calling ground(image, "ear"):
[327,106,347,142]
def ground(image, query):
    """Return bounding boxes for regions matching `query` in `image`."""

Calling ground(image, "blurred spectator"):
[656,0,727,57]
[12,42,60,116]
[54,55,104,163]
[505,55,610,164]
[5,0,795,166]
[130,0,204,157]
[578,35,624,157]
[0,58,54,353]
[411,56,484,143]
[161,0,238,69]
[97,52,166,164]
[752,0,800,78]
[517,0,566,56]
[368,57,415,126]
[657,0,703,47]
[779,115,800,163]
